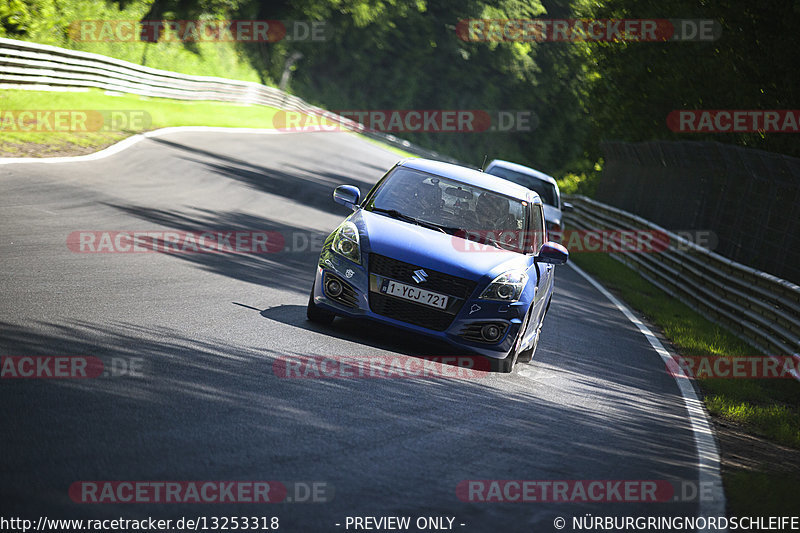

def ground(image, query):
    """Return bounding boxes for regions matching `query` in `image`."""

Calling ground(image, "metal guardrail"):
[564,194,800,359]
[0,37,461,164]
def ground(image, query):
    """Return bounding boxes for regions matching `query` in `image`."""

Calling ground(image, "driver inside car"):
[475,192,520,231]
[415,180,443,221]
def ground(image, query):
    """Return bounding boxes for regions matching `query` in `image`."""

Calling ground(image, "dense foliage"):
[3,0,798,180]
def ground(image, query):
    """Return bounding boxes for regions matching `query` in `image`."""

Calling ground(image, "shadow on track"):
[0,318,700,526]
[101,204,326,293]
[147,136,379,215]
[259,303,473,359]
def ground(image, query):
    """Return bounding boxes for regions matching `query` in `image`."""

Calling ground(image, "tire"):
[490,352,516,373]
[519,297,549,364]
[517,324,539,364]
[307,281,335,325]
[491,307,532,373]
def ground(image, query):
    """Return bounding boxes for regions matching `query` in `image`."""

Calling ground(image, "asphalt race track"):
[1,131,713,531]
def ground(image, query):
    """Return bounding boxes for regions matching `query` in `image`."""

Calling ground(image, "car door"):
[524,202,553,344]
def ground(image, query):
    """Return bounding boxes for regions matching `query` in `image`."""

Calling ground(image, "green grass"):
[1,88,280,126]
[2,0,263,82]
[706,397,800,448]
[570,252,800,448]
[0,88,277,155]
[724,470,800,517]
[0,89,420,158]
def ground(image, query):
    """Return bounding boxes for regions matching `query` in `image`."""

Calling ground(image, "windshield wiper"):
[421,220,462,235]
[371,207,417,224]
[371,207,454,234]
[490,239,517,251]
[464,231,518,252]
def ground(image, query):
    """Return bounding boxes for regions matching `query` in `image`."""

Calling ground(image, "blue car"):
[307,158,568,372]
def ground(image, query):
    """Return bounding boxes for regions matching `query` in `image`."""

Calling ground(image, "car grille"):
[368,293,454,331]
[369,254,477,299]
[368,253,477,331]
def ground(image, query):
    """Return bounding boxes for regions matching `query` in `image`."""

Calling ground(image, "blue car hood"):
[352,210,530,282]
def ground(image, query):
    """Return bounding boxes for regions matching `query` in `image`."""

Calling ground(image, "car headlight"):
[332,221,361,264]
[479,270,528,301]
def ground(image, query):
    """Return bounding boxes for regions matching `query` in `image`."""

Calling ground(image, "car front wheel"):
[306,280,336,325]
[491,307,532,373]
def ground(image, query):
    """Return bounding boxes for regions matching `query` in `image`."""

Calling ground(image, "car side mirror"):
[537,242,569,265]
[333,185,361,210]
[562,202,574,212]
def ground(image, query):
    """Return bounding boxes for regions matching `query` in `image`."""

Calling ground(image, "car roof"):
[398,158,540,203]
[486,159,558,187]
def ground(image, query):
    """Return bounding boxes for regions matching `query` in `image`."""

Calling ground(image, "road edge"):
[568,261,727,531]
[0,127,285,165]
[0,127,419,166]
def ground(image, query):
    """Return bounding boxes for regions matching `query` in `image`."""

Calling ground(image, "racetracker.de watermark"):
[666,355,800,380]
[667,110,800,133]
[68,20,328,43]
[67,231,285,254]
[457,480,673,502]
[69,481,333,503]
[456,19,721,42]
[271,109,537,133]
[0,356,146,379]
[0,356,103,379]
[273,355,491,379]
[457,479,724,503]
[68,229,717,255]
[451,229,670,253]
[0,110,150,132]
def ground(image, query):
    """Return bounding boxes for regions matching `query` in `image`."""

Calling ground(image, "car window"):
[530,203,545,253]
[364,167,530,253]
[486,166,559,208]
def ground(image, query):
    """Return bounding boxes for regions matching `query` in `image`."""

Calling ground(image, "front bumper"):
[312,251,528,360]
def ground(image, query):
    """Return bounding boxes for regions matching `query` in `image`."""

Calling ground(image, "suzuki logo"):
[412,269,428,284]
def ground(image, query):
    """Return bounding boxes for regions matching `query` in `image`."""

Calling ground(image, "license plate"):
[380,280,449,310]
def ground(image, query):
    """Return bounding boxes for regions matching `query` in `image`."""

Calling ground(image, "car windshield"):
[485,166,558,208]
[364,167,530,253]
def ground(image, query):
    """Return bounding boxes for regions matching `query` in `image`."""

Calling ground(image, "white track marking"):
[546,262,727,531]
[0,127,284,165]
